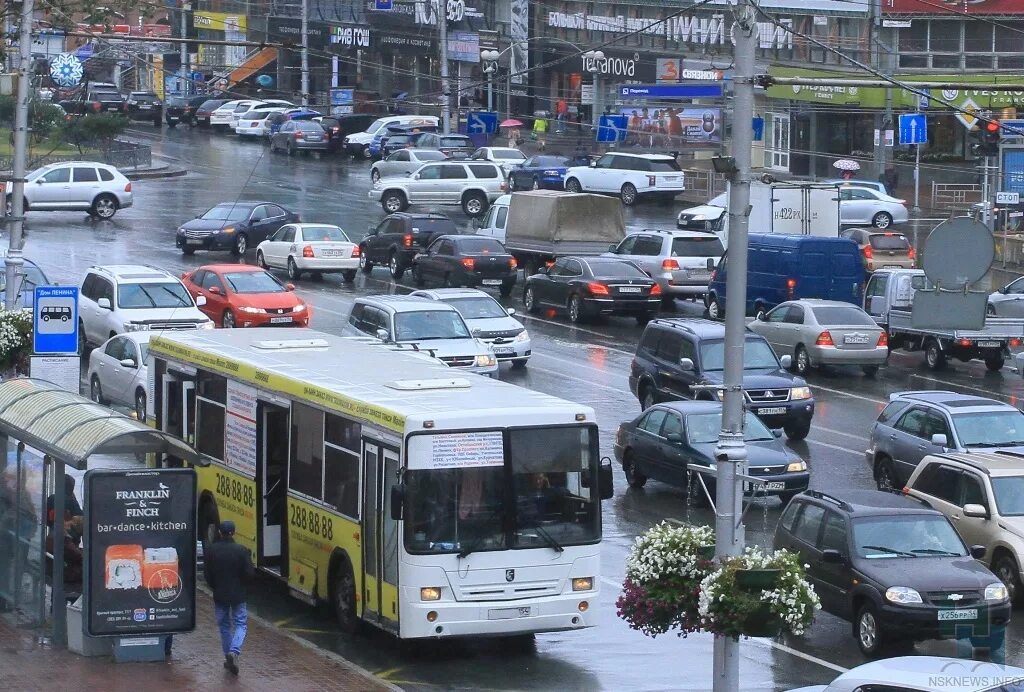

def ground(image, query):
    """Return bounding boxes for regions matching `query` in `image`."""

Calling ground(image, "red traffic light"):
[985,120,1001,133]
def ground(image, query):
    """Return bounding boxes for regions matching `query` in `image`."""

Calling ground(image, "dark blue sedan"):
[508,155,571,191]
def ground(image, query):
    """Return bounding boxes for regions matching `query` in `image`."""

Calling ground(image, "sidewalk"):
[0,596,392,692]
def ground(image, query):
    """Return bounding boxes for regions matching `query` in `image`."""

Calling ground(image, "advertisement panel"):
[884,0,1024,13]
[619,107,722,144]
[84,468,197,637]
[448,31,480,62]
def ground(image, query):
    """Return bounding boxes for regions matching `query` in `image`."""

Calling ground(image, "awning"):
[0,378,201,469]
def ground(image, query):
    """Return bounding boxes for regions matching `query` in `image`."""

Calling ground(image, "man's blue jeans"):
[215,602,248,656]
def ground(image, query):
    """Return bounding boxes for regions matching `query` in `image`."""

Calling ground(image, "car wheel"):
[287,142,296,156]
[135,390,146,423]
[640,386,656,411]
[856,602,885,657]
[77,321,87,355]
[783,420,810,441]
[223,310,236,328]
[287,257,301,281]
[90,375,105,405]
[994,553,1024,606]
[568,294,584,323]
[462,192,487,217]
[688,473,710,507]
[443,272,457,288]
[389,251,405,280]
[875,456,897,492]
[565,178,582,193]
[232,233,248,256]
[342,270,357,284]
[861,364,880,377]
[794,345,811,375]
[778,490,800,506]
[371,169,381,183]
[924,339,946,370]
[620,183,638,206]
[635,312,652,326]
[707,295,724,320]
[91,193,118,219]
[623,452,647,489]
[361,144,373,159]
[381,191,406,214]
[256,251,267,269]
[166,120,177,128]
[181,246,195,256]
[871,212,893,229]
[499,281,514,298]
[510,358,528,369]
[359,250,374,274]
[985,354,1005,372]
[524,286,539,314]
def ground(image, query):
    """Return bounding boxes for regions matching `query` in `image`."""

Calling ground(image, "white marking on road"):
[802,438,863,456]
[813,425,869,442]
[807,383,886,405]
[750,639,850,674]
[908,373,1017,401]
[525,364,630,396]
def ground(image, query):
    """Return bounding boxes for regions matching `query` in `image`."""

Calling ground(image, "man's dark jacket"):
[204,537,254,606]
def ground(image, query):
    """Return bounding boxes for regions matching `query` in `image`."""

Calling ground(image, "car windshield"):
[300,225,349,242]
[700,338,780,371]
[492,148,526,160]
[811,306,877,326]
[587,260,647,279]
[296,122,323,131]
[992,477,1024,516]
[404,426,599,555]
[954,410,1024,447]
[869,234,910,251]
[223,271,285,294]
[671,237,724,257]
[366,118,391,134]
[443,296,508,319]
[0,261,45,290]
[201,204,251,222]
[408,219,456,234]
[457,238,505,254]
[686,411,776,444]
[117,282,193,309]
[852,514,966,558]
[394,310,471,340]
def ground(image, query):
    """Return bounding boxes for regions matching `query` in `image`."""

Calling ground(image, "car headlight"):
[293,303,306,312]
[420,586,442,601]
[475,354,497,367]
[373,181,383,190]
[238,306,262,314]
[791,386,812,400]
[716,389,725,400]
[199,320,215,330]
[572,577,594,592]
[689,214,707,222]
[885,586,923,604]
[985,583,1009,601]
[514,329,530,343]
[786,460,807,472]
[177,227,186,235]
[124,322,150,332]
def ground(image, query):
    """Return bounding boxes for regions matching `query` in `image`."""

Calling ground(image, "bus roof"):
[149,328,591,435]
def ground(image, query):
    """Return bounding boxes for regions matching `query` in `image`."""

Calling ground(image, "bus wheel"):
[332,558,360,634]
[200,500,219,557]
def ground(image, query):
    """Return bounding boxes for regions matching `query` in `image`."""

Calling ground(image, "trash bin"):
[67,597,112,657]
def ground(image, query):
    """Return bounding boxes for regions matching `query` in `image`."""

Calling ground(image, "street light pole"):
[582,50,604,139]
[481,50,499,113]
[180,2,190,94]
[439,4,451,134]
[5,0,33,311]
[714,0,757,689]
[300,0,309,106]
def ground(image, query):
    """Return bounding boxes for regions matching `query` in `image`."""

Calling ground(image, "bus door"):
[160,373,194,467]
[361,440,401,626]
[257,402,289,570]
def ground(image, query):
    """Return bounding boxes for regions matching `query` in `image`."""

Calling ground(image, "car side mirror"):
[375,328,390,342]
[286,283,295,291]
[208,286,221,295]
[678,357,695,371]
[707,258,715,271]
[780,354,792,368]
[821,549,844,564]
[599,458,614,500]
[118,358,138,369]
[665,432,683,445]
[970,544,987,560]
[608,244,617,253]
[590,161,597,168]
[931,433,948,447]
[963,503,989,519]
[34,179,43,185]
[773,430,782,438]
[390,483,405,521]
[413,173,421,180]
[757,312,768,321]
[97,297,111,310]
[506,307,516,316]
[195,295,207,307]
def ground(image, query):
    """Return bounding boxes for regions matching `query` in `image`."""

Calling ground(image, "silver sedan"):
[87,332,152,421]
[370,148,447,183]
[988,275,1024,316]
[747,299,888,376]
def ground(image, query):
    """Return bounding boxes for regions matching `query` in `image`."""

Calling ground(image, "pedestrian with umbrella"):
[501,118,524,148]
[833,158,861,181]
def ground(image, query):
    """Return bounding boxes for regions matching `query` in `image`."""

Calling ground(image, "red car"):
[182,264,311,328]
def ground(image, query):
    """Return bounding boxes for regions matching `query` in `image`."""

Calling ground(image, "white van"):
[343,115,439,158]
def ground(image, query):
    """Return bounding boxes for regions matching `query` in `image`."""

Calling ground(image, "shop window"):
[966,55,994,69]
[929,20,961,52]
[964,23,993,53]
[289,402,324,500]
[932,55,961,69]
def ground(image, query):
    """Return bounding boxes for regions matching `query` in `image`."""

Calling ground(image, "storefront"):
[192,11,246,72]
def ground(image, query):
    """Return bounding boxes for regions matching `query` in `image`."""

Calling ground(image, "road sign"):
[596,115,627,143]
[997,192,1021,205]
[618,84,723,99]
[899,114,927,145]
[956,98,981,130]
[919,89,930,110]
[33,286,79,354]
[374,0,392,9]
[467,111,498,135]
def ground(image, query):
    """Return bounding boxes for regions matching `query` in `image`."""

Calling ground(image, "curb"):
[124,167,187,181]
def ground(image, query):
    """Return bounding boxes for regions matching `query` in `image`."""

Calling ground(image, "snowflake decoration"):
[49,54,84,88]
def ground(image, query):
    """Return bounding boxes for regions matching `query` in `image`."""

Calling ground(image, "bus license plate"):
[938,609,978,621]
[978,341,1000,348]
[488,606,532,620]
[270,317,292,324]
[758,407,786,415]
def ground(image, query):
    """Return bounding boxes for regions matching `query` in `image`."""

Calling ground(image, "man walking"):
[204,520,254,676]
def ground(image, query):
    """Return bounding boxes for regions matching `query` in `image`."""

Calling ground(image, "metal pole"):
[913,143,921,214]
[52,457,66,648]
[487,71,493,112]
[593,73,601,138]
[439,5,451,134]
[714,0,756,689]
[180,3,189,94]
[300,0,309,107]
[983,157,993,231]
[5,0,33,311]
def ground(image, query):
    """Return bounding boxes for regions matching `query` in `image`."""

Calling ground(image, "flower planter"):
[742,605,782,637]
[735,568,781,591]
[696,545,716,559]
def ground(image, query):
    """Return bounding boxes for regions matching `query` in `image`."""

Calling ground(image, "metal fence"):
[931,182,983,211]
[680,167,729,202]
[0,141,151,173]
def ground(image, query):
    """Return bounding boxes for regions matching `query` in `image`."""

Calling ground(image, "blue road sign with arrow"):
[899,113,927,145]
[467,111,498,135]
[596,115,627,143]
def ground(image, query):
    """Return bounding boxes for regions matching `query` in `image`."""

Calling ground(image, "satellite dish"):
[921,217,994,287]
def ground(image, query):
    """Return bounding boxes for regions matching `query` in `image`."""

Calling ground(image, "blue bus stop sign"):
[34,286,79,354]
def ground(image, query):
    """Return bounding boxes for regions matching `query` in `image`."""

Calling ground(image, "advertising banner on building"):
[448,31,480,62]
[884,0,1023,13]
[509,0,528,84]
[620,107,722,144]
[84,468,197,637]
[266,17,329,51]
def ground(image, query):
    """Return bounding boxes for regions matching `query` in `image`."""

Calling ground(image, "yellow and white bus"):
[147,328,611,638]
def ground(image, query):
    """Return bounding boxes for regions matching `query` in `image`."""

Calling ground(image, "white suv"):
[603,228,723,302]
[7,162,133,219]
[368,161,505,217]
[79,265,213,350]
[563,152,685,206]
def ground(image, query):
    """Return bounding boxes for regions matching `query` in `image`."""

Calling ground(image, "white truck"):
[864,268,1024,371]
[676,182,841,249]
[476,191,626,275]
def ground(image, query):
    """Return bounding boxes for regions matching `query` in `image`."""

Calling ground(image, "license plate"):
[844,335,870,344]
[744,481,786,492]
[320,250,342,257]
[619,287,642,293]
[938,609,978,621]
[758,407,787,415]
[493,346,514,355]
[488,607,532,620]
[270,316,292,324]
[978,341,1000,347]
[884,264,902,268]
[688,272,710,280]
[186,239,204,245]
[482,279,502,286]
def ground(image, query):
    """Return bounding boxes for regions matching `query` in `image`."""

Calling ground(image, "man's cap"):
[219,520,235,535]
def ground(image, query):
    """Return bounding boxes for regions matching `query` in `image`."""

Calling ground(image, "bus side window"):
[325,414,361,518]
[290,403,325,500]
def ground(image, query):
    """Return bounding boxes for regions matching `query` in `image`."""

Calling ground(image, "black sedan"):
[508,155,571,191]
[523,256,661,324]
[614,401,810,504]
[194,98,229,127]
[164,95,208,127]
[412,235,517,296]
[176,201,299,256]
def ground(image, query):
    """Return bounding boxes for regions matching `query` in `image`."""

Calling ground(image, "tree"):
[61,112,128,154]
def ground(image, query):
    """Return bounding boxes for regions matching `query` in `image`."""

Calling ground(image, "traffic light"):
[976,120,1002,156]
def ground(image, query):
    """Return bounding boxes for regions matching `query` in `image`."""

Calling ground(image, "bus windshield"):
[404,426,600,555]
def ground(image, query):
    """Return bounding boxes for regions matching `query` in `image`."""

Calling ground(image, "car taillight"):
[303,245,314,258]
[332,127,339,133]
[877,332,889,347]
[907,247,916,260]
[898,199,907,206]
[462,258,475,270]
[588,282,609,296]
[862,245,874,259]
[509,257,517,269]
[786,277,796,298]
[647,175,656,186]
[1011,338,1023,348]
[295,132,305,139]
[650,283,662,296]
[403,234,413,248]
[90,101,101,112]
[958,338,973,347]
[124,182,132,192]
[815,331,834,346]
[351,245,361,257]
[662,259,680,271]
[500,181,508,191]
[710,270,717,281]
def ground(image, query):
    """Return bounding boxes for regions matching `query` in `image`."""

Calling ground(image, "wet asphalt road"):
[24,124,1024,690]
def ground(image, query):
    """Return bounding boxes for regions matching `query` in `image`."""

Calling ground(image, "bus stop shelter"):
[0,378,200,647]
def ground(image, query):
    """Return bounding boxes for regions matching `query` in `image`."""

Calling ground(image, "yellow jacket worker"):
[533,117,548,150]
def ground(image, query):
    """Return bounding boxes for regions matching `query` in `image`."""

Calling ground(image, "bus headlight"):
[475,354,497,367]
[572,577,594,592]
[791,387,812,400]
[420,587,442,601]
